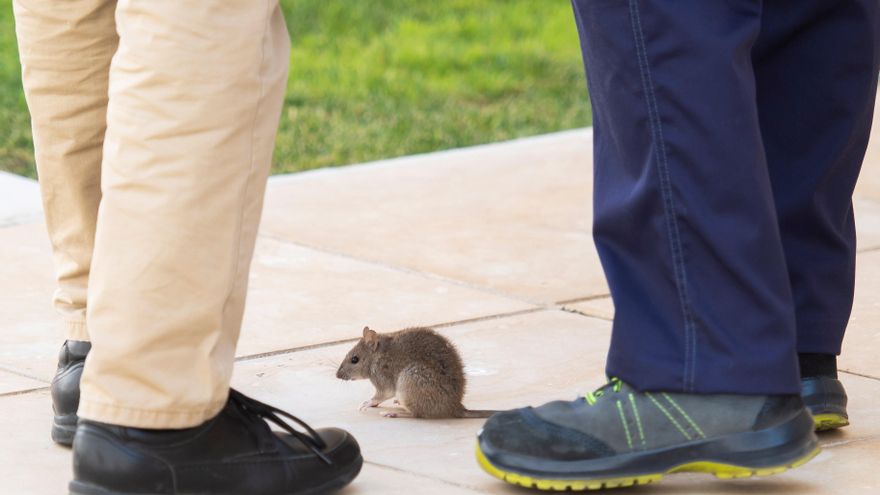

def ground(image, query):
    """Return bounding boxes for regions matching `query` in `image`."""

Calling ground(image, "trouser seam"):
[628,0,698,391]
[221,1,272,322]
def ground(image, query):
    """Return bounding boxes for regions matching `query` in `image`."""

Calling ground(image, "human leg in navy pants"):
[477,0,878,490]
[755,0,879,430]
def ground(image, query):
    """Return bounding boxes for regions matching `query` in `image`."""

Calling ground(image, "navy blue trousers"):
[571,0,879,394]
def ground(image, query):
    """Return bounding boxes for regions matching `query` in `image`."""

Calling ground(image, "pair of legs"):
[581,0,878,394]
[478,0,877,490]
[15,0,288,428]
[17,2,364,493]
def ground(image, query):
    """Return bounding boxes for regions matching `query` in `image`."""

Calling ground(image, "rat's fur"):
[336,326,495,419]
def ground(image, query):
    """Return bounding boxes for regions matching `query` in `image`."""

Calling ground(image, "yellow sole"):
[476,443,821,491]
[813,413,849,432]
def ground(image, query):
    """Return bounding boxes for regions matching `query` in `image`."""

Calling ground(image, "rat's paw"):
[359,399,380,411]
[393,399,400,405]
[382,411,399,418]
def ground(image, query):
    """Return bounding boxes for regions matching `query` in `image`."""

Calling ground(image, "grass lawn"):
[0,0,592,178]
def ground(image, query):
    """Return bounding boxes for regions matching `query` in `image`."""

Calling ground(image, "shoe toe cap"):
[479,408,611,462]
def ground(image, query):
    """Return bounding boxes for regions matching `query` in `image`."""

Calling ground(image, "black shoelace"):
[229,389,332,465]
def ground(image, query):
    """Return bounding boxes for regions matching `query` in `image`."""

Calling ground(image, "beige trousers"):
[14,0,290,428]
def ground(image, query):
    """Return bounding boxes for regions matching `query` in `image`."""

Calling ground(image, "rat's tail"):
[458,409,499,419]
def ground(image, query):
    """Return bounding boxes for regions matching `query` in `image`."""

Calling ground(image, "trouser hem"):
[64,318,90,342]
[77,398,227,429]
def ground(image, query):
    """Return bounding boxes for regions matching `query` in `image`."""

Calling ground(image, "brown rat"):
[336,326,497,419]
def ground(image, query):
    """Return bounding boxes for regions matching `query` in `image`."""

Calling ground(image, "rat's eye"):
[350,356,359,364]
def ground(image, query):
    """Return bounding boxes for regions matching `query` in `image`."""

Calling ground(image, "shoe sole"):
[69,454,363,495]
[813,413,849,432]
[477,408,819,491]
[52,414,77,447]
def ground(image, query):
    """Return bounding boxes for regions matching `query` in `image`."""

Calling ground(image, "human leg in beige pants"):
[16,1,363,492]
[13,0,116,343]
[16,0,285,426]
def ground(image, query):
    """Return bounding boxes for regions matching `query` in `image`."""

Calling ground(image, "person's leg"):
[78,0,287,427]
[12,0,117,445]
[753,0,879,431]
[583,0,799,395]
[477,1,819,489]
[67,1,363,492]
[755,0,879,364]
[13,0,116,342]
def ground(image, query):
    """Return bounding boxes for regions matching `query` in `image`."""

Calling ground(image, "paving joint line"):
[839,368,880,382]
[0,385,50,398]
[364,460,488,493]
[258,233,547,307]
[821,433,880,449]
[0,365,50,384]
[235,307,550,363]
[555,294,611,306]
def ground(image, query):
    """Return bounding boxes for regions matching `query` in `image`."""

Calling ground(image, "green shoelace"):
[585,377,623,406]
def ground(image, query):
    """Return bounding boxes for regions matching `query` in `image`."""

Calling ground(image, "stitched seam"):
[616,400,634,450]
[629,394,646,448]
[222,0,273,334]
[647,393,691,440]
[662,393,706,439]
[628,0,697,391]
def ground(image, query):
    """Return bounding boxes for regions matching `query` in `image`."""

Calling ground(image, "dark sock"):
[798,353,838,379]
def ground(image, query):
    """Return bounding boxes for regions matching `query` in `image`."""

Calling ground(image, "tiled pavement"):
[2,91,880,493]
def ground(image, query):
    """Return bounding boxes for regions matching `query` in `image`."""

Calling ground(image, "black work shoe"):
[70,389,362,495]
[51,340,90,446]
[476,378,819,491]
[801,376,849,431]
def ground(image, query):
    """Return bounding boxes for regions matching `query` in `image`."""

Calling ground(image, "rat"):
[335,326,497,419]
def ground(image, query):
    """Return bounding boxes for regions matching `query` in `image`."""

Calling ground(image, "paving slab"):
[0,369,46,395]
[0,221,534,381]
[262,130,605,305]
[840,250,880,379]
[0,222,59,381]
[0,391,72,495]
[854,196,880,251]
[238,236,535,357]
[0,172,42,227]
[854,89,879,202]
[343,464,486,495]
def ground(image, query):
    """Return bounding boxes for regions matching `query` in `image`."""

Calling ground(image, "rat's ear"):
[363,326,380,349]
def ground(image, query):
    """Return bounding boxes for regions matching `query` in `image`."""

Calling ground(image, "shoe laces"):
[584,377,623,406]
[229,389,333,465]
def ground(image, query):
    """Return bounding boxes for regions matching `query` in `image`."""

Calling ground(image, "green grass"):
[0,0,591,178]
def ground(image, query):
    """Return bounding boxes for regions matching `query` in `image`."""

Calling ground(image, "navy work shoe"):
[802,376,849,431]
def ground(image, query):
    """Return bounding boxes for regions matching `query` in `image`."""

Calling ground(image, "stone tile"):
[840,250,880,378]
[854,197,880,252]
[0,369,46,395]
[342,464,486,495]
[0,222,59,382]
[0,172,42,227]
[238,237,535,357]
[262,130,605,304]
[563,296,614,321]
[0,222,533,380]
[0,391,72,495]
[854,90,879,202]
